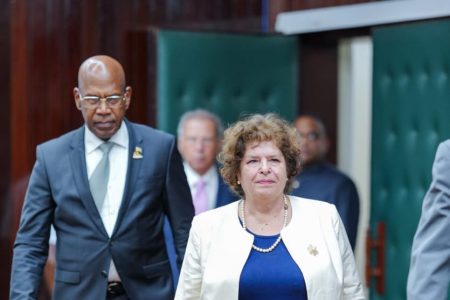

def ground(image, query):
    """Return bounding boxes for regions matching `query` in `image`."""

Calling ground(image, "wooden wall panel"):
[0,1,11,298]
[127,29,155,126]
[8,1,30,298]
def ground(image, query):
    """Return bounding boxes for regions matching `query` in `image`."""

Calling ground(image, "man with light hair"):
[165,109,238,284]
[177,109,238,213]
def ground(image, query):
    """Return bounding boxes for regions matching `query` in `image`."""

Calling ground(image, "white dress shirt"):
[183,163,219,210]
[85,122,129,281]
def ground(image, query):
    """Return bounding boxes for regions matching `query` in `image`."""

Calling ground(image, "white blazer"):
[175,196,365,300]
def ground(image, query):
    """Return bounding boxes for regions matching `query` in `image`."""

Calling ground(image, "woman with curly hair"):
[175,113,364,300]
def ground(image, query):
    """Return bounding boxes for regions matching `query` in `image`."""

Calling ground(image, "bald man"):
[10,55,194,300]
[291,115,360,249]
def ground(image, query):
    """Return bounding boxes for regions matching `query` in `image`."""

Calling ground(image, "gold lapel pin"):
[132,146,143,159]
[307,244,319,256]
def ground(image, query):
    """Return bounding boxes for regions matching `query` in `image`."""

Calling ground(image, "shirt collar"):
[85,121,129,154]
[183,163,217,188]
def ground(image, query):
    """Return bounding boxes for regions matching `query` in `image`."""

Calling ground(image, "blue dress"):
[239,232,308,299]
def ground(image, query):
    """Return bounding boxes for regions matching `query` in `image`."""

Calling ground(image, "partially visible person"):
[175,113,365,300]
[291,115,360,249]
[407,140,450,300]
[177,109,238,212]
[10,55,194,300]
[165,109,239,286]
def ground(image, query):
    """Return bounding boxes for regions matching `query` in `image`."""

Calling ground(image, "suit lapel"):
[205,202,252,299]
[216,172,239,208]
[282,196,330,297]
[216,173,226,208]
[112,120,143,235]
[70,127,108,237]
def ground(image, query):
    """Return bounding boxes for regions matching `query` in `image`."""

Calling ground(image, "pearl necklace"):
[240,195,289,253]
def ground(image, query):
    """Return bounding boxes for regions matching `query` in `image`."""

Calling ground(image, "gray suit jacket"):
[10,120,194,300]
[407,140,450,300]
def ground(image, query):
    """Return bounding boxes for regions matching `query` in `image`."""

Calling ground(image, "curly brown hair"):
[218,113,301,198]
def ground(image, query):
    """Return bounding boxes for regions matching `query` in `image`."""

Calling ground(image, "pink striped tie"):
[193,179,208,215]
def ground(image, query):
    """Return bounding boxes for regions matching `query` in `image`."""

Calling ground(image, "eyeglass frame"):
[79,93,126,109]
[298,131,321,142]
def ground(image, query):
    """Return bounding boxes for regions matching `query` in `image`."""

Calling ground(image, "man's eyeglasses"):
[298,132,320,142]
[80,95,125,109]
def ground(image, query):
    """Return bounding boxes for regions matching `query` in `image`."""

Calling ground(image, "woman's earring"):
[237,180,240,185]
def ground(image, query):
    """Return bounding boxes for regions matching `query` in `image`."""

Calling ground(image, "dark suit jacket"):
[215,172,239,208]
[290,161,360,249]
[10,120,194,300]
[165,168,238,287]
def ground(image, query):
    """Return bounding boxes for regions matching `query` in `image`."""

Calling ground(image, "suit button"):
[101,270,108,277]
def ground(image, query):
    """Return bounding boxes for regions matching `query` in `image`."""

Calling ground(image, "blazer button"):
[101,270,108,277]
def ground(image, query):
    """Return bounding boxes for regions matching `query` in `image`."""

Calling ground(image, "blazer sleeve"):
[407,141,450,300]
[10,146,54,300]
[175,217,203,300]
[331,205,366,300]
[164,137,195,270]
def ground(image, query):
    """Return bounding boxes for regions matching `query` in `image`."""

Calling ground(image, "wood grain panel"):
[0,2,11,299]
